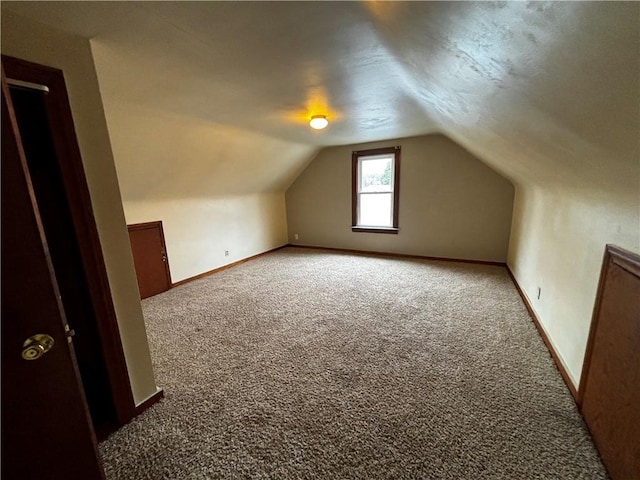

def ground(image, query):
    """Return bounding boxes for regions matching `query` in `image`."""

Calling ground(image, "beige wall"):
[124,193,288,283]
[286,134,514,262]
[508,186,639,387]
[1,12,159,405]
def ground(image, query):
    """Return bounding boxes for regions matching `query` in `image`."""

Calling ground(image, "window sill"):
[351,226,399,234]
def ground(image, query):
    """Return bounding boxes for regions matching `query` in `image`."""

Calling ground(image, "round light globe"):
[309,115,328,129]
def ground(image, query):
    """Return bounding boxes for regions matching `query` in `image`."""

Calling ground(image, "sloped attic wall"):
[90,94,315,282]
[86,23,319,282]
[364,2,640,386]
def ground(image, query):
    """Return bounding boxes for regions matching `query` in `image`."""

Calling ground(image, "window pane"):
[359,193,392,227]
[360,157,393,192]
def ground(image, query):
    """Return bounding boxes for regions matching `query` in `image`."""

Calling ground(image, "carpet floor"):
[100,247,606,479]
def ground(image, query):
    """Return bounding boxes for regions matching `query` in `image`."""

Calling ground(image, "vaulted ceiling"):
[4,1,638,201]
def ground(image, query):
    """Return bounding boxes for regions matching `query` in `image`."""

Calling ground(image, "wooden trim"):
[2,56,135,424]
[127,220,172,287]
[351,151,358,227]
[134,389,164,416]
[392,147,401,228]
[351,146,401,232]
[608,243,640,277]
[506,267,578,401]
[578,244,640,407]
[171,245,287,288]
[288,244,506,266]
[351,227,399,234]
[127,220,164,232]
[353,146,399,156]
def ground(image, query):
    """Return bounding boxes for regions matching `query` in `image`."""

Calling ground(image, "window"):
[352,146,400,234]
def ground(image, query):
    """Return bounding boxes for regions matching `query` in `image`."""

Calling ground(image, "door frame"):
[2,55,136,426]
[127,220,173,292]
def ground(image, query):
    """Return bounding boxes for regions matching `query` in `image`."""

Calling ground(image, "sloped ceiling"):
[3,1,638,201]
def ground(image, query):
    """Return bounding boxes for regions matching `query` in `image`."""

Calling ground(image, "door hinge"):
[64,324,76,343]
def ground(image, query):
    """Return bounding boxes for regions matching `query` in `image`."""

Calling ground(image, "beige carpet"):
[100,247,606,479]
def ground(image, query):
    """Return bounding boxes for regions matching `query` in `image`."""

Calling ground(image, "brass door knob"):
[21,334,55,361]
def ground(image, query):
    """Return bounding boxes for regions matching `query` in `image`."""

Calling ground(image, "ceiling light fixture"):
[309,115,328,130]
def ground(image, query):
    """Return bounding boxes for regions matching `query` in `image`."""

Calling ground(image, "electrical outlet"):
[294,233,299,240]
[224,250,229,257]
[537,287,541,300]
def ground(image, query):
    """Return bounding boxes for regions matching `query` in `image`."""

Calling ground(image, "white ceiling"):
[4,1,639,199]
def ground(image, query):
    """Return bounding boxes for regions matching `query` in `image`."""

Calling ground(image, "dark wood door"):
[9,74,119,438]
[2,54,136,439]
[1,70,105,479]
[579,245,640,480]
[128,221,172,299]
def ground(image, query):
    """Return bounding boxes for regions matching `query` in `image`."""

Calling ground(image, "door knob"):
[21,334,55,361]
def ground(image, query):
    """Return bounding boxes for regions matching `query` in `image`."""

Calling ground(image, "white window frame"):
[351,146,400,234]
